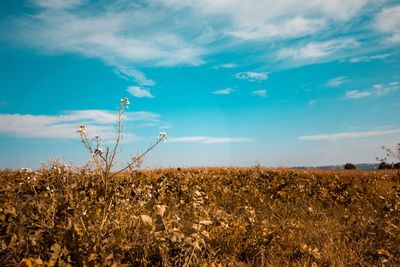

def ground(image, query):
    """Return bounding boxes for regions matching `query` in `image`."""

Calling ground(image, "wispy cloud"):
[277,38,360,61]
[159,124,173,129]
[2,0,391,75]
[166,0,367,33]
[64,110,159,124]
[160,0,373,69]
[213,63,238,69]
[170,136,254,144]
[235,72,268,82]
[127,86,154,98]
[375,124,397,130]
[115,65,155,86]
[348,53,392,63]
[308,100,317,108]
[299,128,400,141]
[344,90,371,99]
[252,89,267,97]
[326,76,347,88]
[34,0,83,10]
[0,110,159,139]
[6,0,204,89]
[212,88,234,95]
[375,5,400,44]
[344,82,399,99]
[373,82,400,96]
[228,16,325,41]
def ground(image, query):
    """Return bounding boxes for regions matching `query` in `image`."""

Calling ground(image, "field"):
[1,165,400,266]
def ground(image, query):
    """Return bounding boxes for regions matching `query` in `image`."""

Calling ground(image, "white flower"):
[159,131,168,141]
[94,134,100,139]
[77,125,87,134]
[95,147,103,154]
[21,167,32,173]
[120,97,130,105]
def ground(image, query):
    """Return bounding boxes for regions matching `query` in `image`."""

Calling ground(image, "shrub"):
[343,163,356,170]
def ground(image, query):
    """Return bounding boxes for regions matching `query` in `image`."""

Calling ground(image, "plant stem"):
[111,137,164,178]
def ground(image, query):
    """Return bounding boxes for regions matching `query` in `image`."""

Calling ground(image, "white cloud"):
[299,128,400,141]
[252,89,267,97]
[213,63,238,69]
[326,76,347,88]
[348,53,392,63]
[127,86,154,98]
[228,16,325,40]
[221,63,237,68]
[114,65,155,86]
[344,90,372,99]
[57,110,159,124]
[159,124,173,129]
[6,1,204,88]
[277,38,360,60]
[344,82,399,99]
[373,82,399,96]
[161,0,370,67]
[0,110,159,139]
[34,0,83,10]
[212,88,234,95]
[164,0,367,29]
[125,111,160,122]
[170,136,254,144]
[308,100,317,108]
[375,5,400,44]
[2,0,387,75]
[388,33,400,44]
[154,0,371,71]
[235,71,268,82]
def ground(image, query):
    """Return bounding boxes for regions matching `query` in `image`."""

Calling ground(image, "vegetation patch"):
[1,166,399,266]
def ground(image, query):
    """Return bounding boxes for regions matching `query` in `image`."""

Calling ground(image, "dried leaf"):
[201,230,209,238]
[199,220,213,226]
[105,253,114,261]
[378,248,394,258]
[173,230,185,239]
[154,205,166,216]
[74,224,84,236]
[50,243,61,260]
[140,214,153,227]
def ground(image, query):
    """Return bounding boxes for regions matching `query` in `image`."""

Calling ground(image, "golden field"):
[1,165,399,266]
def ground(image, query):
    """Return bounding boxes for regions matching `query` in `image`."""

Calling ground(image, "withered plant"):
[76,97,167,191]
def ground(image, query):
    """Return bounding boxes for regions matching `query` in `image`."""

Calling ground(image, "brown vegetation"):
[1,165,400,266]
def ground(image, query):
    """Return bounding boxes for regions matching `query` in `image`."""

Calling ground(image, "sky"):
[0,0,399,169]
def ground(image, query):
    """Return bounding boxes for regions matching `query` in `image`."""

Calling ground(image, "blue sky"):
[0,0,399,169]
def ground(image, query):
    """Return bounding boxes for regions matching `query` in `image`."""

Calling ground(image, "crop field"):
[1,166,399,266]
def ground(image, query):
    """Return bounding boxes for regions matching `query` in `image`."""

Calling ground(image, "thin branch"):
[111,137,165,178]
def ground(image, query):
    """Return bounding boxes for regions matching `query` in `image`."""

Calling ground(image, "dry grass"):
[1,165,400,266]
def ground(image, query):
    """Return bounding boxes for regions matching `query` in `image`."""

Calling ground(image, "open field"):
[1,166,400,266]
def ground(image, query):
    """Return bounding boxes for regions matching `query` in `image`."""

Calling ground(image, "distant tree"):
[377,161,393,170]
[344,163,357,170]
[376,143,400,170]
